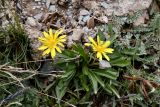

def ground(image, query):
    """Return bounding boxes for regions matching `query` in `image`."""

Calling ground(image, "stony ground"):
[0,0,154,59]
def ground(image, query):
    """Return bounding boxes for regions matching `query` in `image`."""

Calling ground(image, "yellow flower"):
[85,36,114,61]
[38,28,66,58]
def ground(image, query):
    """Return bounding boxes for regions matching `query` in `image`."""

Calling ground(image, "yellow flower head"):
[85,35,114,61]
[38,28,66,58]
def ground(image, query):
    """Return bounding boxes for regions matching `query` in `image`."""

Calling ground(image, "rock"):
[82,1,98,10]
[99,16,108,23]
[70,19,78,27]
[100,2,108,9]
[25,26,42,39]
[83,15,90,22]
[99,60,111,69]
[87,17,95,29]
[26,17,37,27]
[46,0,51,9]
[67,36,74,47]
[35,0,41,1]
[79,9,90,25]
[34,13,43,21]
[71,29,84,41]
[50,0,57,4]
[80,9,90,16]
[2,20,9,27]
[72,0,80,8]
[57,0,69,6]
[17,3,22,10]
[33,6,41,9]
[49,5,56,11]
[101,0,152,16]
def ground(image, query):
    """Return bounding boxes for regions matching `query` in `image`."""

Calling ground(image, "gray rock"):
[100,2,109,9]
[80,9,90,16]
[67,36,74,48]
[71,29,84,41]
[50,0,57,4]
[49,5,56,11]
[83,15,90,22]
[26,17,37,27]
[101,0,152,16]
[46,0,51,9]
[99,60,111,69]
[78,15,83,21]
[35,0,41,1]
[34,13,43,21]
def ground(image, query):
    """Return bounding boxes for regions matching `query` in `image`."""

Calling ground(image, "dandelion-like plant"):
[38,29,66,58]
[85,35,114,61]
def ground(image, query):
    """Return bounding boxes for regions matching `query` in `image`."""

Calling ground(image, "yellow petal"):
[49,29,53,37]
[54,29,63,40]
[105,48,114,53]
[38,45,48,50]
[59,39,66,42]
[59,35,66,39]
[38,37,46,42]
[97,52,102,60]
[43,31,50,38]
[100,41,104,45]
[55,46,62,53]
[88,36,97,46]
[102,53,110,61]
[84,43,91,46]
[92,46,97,51]
[97,35,100,45]
[58,42,65,47]
[51,49,56,58]
[103,41,111,47]
[42,49,50,56]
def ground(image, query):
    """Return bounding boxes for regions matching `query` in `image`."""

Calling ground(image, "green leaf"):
[110,57,131,67]
[44,81,55,92]
[80,75,89,91]
[82,65,89,75]
[104,83,113,94]
[61,69,75,79]
[72,44,88,62]
[61,63,76,79]
[122,48,137,56]
[55,79,69,103]
[55,63,76,102]
[94,68,118,80]
[61,49,77,58]
[97,29,106,41]
[94,74,105,87]
[109,51,122,59]
[87,71,98,94]
[108,85,120,98]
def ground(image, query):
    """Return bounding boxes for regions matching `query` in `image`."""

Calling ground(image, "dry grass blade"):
[0,70,25,88]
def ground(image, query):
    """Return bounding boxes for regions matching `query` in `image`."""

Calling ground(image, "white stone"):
[26,17,37,27]
[99,60,111,69]
[35,0,41,1]
[71,29,84,41]
[49,5,56,11]
[101,0,152,16]
[46,0,51,9]
[83,15,90,22]
[80,9,90,16]
[34,13,43,21]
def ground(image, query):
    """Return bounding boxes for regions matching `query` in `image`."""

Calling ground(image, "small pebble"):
[26,17,37,27]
